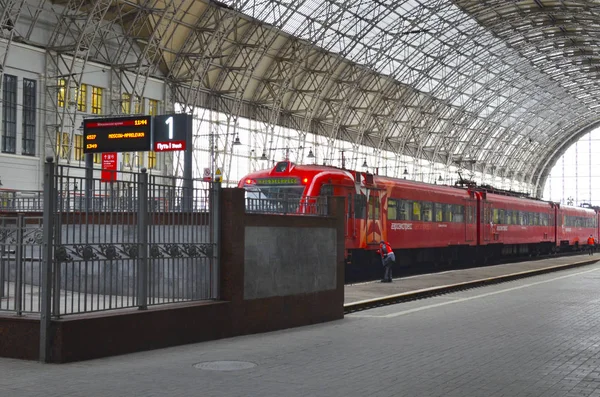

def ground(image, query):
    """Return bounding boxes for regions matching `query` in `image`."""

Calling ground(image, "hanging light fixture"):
[260,152,268,161]
[233,135,241,145]
[307,149,315,158]
[438,175,443,181]
[403,168,409,175]
[362,159,368,168]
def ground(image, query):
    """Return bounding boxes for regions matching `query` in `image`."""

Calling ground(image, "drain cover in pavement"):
[193,361,257,371]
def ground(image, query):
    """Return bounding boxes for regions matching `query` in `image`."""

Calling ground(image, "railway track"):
[343,256,599,315]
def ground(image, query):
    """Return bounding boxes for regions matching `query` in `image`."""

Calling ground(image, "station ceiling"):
[8,0,600,193]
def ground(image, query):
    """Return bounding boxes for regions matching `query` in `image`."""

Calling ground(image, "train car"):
[240,161,372,253]
[556,205,598,250]
[477,191,555,256]
[240,160,354,216]
[239,162,600,281]
[376,176,477,267]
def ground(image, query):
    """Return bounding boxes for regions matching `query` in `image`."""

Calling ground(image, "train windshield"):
[244,185,306,213]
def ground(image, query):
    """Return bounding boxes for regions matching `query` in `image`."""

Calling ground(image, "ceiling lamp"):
[260,152,268,161]
[362,160,368,168]
[307,149,315,158]
[233,136,241,145]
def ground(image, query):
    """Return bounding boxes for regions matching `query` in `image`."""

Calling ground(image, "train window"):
[387,199,397,220]
[434,203,443,222]
[320,184,334,197]
[422,202,432,222]
[452,205,464,223]
[493,209,499,224]
[412,201,421,221]
[368,196,380,219]
[443,204,452,222]
[354,195,366,219]
[466,206,474,224]
[398,200,412,220]
[499,209,506,224]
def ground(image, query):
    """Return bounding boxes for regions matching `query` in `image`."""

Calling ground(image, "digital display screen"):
[83,116,152,153]
[256,178,299,185]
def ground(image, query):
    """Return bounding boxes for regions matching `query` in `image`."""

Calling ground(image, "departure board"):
[83,116,153,153]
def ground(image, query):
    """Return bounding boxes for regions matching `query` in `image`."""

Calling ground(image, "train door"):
[367,189,383,245]
[345,189,355,239]
[483,201,492,242]
[465,199,476,242]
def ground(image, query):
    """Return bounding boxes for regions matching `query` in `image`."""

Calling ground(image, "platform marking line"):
[349,266,600,318]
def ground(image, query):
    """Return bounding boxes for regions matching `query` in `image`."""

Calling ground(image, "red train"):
[239,161,598,280]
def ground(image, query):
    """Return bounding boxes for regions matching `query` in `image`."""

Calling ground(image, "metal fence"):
[0,186,211,214]
[0,191,44,212]
[0,215,44,314]
[245,195,328,216]
[0,160,220,323]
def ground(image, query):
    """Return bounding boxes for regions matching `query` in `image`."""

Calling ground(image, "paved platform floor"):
[345,253,597,304]
[4,260,600,396]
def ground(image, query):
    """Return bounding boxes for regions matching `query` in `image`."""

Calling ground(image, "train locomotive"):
[239,161,598,282]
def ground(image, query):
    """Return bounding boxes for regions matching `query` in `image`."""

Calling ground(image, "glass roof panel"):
[224,0,525,96]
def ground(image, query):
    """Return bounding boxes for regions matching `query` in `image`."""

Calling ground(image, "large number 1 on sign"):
[165,116,173,140]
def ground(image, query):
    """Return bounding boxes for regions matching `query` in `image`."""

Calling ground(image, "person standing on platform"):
[378,240,395,283]
[588,235,595,255]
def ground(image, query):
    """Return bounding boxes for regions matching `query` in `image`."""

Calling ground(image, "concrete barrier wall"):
[244,226,337,299]
[0,188,346,362]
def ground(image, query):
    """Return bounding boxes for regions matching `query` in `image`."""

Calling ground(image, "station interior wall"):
[0,189,345,363]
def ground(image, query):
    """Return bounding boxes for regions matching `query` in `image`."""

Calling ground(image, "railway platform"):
[4,257,600,396]
[345,254,599,311]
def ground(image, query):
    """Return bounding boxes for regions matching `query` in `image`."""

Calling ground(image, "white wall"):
[0,19,168,192]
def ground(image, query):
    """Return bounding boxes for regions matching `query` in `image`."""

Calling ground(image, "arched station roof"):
[3,0,599,194]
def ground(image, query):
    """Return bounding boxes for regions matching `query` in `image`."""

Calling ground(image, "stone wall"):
[244,226,337,299]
